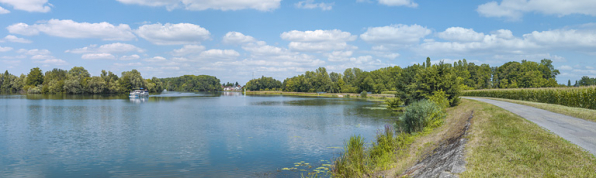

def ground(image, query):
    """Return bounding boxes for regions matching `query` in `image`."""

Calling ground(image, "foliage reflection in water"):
[0,93,392,177]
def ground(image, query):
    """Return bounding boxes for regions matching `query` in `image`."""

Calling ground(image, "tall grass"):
[463,87,596,110]
[397,100,446,133]
[332,126,415,177]
[333,98,446,177]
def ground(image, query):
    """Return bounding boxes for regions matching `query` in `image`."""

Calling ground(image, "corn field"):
[462,87,596,110]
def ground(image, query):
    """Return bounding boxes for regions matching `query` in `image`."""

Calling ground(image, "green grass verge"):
[467,97,596,122]
[244,91,394,99]
[462,99,596,177]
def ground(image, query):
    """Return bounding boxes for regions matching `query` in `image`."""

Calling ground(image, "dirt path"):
[463,97,596,156]
[401,111,473,178]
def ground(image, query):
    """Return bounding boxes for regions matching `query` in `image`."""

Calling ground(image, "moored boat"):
[129,89,149,98]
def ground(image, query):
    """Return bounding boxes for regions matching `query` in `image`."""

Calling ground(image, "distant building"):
[222,85,243,91]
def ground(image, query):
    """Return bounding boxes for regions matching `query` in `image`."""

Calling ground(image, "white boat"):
[129,89,149,98]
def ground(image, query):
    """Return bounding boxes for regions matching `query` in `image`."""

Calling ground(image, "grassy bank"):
[244,91,394,99]
[469,97,596,122]
[462,99,596,177]
[331,99,475,177]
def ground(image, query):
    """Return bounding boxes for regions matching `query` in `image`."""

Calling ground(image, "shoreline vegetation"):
[0,67,222,95]
[327,99,596,177]
[244,90,394,99]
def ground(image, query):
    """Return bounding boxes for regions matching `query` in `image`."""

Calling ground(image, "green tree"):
[414,61,461,106]
[26,67,44,87]
[86,76,107,94]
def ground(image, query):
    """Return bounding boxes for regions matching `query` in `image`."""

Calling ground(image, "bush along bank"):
[332,90,450,177]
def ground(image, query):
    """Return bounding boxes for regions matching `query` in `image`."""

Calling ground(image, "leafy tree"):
[413,61,460,106]
[121,69,146,90]
[246,76,282,91]
[26,67,44,87]
[86,76,107,94]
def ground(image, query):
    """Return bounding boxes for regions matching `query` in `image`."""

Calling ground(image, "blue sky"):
[0,0,595,84]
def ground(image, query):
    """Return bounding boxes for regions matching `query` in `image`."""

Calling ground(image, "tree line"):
[571,76,596,87]
[246,58,561,93]
[245,58,561,105]
[0,67,221,94]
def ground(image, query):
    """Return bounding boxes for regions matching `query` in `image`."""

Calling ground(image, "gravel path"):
[463,97,596,156]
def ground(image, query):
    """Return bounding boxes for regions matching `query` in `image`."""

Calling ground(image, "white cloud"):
[1,35,32,43]
[378,0,417,7]
[7,19,136,41]
[114,62,142,67]
[6,23,38,36]
[372,52,400,59]
[161,66,180,70]
[361,24,431,45]
[35,59,68,66]
[0,6,9,14]
[223,32,256,44]
[120,54,140,60]
[295,0,333,11]
[420,26,596,57]
[524,29,596,49]
[31,54,52,59]
[66,43,144,54]
[236,41,325,67]
[17,48,51,56]
[144,56,167,62]
[437,27,484,42]
[288,42,352,52]
[326,50,353,62]
[282,29,357,52]
[198,49,240,60]
[136,23,210,45]
[281,29,356,42]
[0,46,12,52]
[116,0,281,11]
[477,0,596,20]
[171,45,205,56]
[325,55,387,71]
[0,0,52,13]
[82,53,116,60]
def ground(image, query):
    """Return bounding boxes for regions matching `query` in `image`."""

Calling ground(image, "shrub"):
[333,135,367,177]
[385,97,403,110]
[397,100,446,133]
[27,85,43,94]
[427,90,449,110]
[361,90,367,98]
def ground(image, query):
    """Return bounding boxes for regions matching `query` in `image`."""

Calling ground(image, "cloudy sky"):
[0,0,595,84]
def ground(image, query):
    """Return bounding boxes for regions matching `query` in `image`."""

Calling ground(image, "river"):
[0,92,394,177]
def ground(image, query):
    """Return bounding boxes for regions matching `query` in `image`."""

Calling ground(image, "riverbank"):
[335,98,596,177]
[244,91,395,99]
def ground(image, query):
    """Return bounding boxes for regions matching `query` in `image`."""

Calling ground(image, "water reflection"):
[129,97,148,103]
[26,94,129,100]
[0,94,393,177]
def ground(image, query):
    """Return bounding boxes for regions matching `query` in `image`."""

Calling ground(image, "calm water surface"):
[0,92,394,177]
